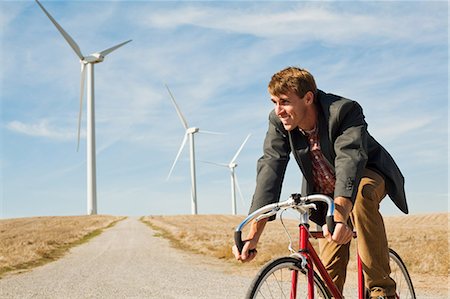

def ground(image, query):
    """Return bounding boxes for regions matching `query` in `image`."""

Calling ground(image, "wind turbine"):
[36,0,132,215]
[165,85,221,215]
[201,134,251,215]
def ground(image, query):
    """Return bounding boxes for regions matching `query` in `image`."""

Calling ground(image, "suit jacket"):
[249,90,408,224]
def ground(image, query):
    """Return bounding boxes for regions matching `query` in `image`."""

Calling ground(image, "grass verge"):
[140,213,449,276]
[0,215,125,278]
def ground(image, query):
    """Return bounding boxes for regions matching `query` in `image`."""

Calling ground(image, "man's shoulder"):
[317,90,360,117]
[317,90,355,107]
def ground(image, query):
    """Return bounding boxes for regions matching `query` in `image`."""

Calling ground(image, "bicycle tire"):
[389,248,416,299]
[246,256,331,299]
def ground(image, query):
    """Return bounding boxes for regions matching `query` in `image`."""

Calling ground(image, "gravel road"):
[0,217,251,298]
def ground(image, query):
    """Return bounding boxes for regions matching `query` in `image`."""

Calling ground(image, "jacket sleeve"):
[333,101,368,203]
[248,110,290,214]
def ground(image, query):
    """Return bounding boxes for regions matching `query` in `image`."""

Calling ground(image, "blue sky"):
[1,0,448,218]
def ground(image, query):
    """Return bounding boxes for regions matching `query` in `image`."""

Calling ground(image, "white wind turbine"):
[201,134,251,215]
[165,85,221,215]
[36,0,131,215]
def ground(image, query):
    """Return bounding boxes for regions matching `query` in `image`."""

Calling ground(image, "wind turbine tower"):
[228,134,251,215]
[165,85,221,215]
[36,0,132,215]
[202,134,251,215]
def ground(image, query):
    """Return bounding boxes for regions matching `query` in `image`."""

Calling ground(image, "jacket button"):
[346,178,354,190]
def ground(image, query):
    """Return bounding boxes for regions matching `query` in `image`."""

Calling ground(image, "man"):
[232,67,408,299]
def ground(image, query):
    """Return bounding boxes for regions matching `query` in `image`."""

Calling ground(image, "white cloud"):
[0,2,27,30]
[6,119,81,141]
[370,116,436,141]
[2,1,447,217]
[140,3,445,45]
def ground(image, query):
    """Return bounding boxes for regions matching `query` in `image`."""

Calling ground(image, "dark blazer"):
[249,90,408,223]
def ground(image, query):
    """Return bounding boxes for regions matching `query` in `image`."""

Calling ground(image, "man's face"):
[270,90,315,131]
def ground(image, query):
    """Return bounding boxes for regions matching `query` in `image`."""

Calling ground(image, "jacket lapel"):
[288,129,314,186]
[317,111,335,166]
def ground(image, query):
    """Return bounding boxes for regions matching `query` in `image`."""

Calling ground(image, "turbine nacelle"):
[229,162,238,169]
[165,84,225,214]
[83,53,105,64]
[35,0,131,151]
[35,0,131,215]
[199,134,251,215]
[187,127,199,134]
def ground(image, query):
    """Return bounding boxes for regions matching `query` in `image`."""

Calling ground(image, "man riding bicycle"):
[232,67,408,299]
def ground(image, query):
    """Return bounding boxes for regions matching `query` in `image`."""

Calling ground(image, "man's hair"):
[268,67,317,99]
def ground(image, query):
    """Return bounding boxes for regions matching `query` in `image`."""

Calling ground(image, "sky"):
[0,0,448,218]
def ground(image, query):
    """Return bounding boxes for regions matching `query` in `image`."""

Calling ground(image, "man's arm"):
[323,196,353,244]
[248,110,291,214]
[328,100,369,245]
[233,111,290,262]
[232,218,268,262]
[334,196,353,223]
[332,100,368,203]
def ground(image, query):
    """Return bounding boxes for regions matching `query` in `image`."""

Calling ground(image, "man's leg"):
[318,238,350,294]
[351,168,396,298]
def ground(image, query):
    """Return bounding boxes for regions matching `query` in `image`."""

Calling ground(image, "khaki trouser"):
[318,168,396,298]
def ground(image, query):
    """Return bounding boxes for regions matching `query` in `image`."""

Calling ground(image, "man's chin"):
[282,123,295,131]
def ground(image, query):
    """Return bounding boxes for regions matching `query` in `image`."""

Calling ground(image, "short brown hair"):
[268,67,317,98]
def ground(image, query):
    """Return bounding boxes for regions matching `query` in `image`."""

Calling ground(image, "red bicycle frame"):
[289,224,366,299]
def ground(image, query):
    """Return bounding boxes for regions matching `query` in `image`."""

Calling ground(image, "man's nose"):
[275,103,283,115]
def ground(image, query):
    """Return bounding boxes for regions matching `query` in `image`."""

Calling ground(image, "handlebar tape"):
[234,231,256,255]
[234,231,245,253]
[326,215,336,235]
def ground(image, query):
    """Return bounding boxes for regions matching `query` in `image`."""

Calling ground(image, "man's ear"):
[304,91,315,105]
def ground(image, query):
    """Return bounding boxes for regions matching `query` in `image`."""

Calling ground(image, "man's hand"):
[232,239,258,263]
[232,218,268,263]
[322,196,353,244]
[322,222,353,244]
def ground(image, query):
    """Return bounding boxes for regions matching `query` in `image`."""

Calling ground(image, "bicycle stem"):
[234,193,336,254]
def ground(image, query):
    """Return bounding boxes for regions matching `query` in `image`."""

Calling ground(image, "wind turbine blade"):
[234,174,247,208]
[35,0,84,60]
[230,134,251,164]
[167,133,188,180]
[198,160,228,168]
[198,130,224,135]
[165,84,189,130]
[98,39,132,57]
[76,63,86,152]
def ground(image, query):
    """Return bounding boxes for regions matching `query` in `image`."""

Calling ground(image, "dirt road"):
[0,217,250,298]
[1,217,446,298]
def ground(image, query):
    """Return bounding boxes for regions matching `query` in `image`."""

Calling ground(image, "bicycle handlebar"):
[234,193,335,254]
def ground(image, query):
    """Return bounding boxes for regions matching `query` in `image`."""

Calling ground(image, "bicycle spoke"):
[247,257,330,299]
[389,249,416,299]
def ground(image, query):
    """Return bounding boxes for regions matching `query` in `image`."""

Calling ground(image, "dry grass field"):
[0,215,124,277]
[0,213,447,297]
[142,212,449,297]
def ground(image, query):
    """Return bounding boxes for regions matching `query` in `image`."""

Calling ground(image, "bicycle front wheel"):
[246,256,331,299]
[389,248,416,299]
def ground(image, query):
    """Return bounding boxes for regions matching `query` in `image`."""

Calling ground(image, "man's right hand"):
[232,218,267,263]
[232,239,258,262]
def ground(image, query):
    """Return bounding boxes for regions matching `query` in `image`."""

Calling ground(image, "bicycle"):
[234,193,416,299]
